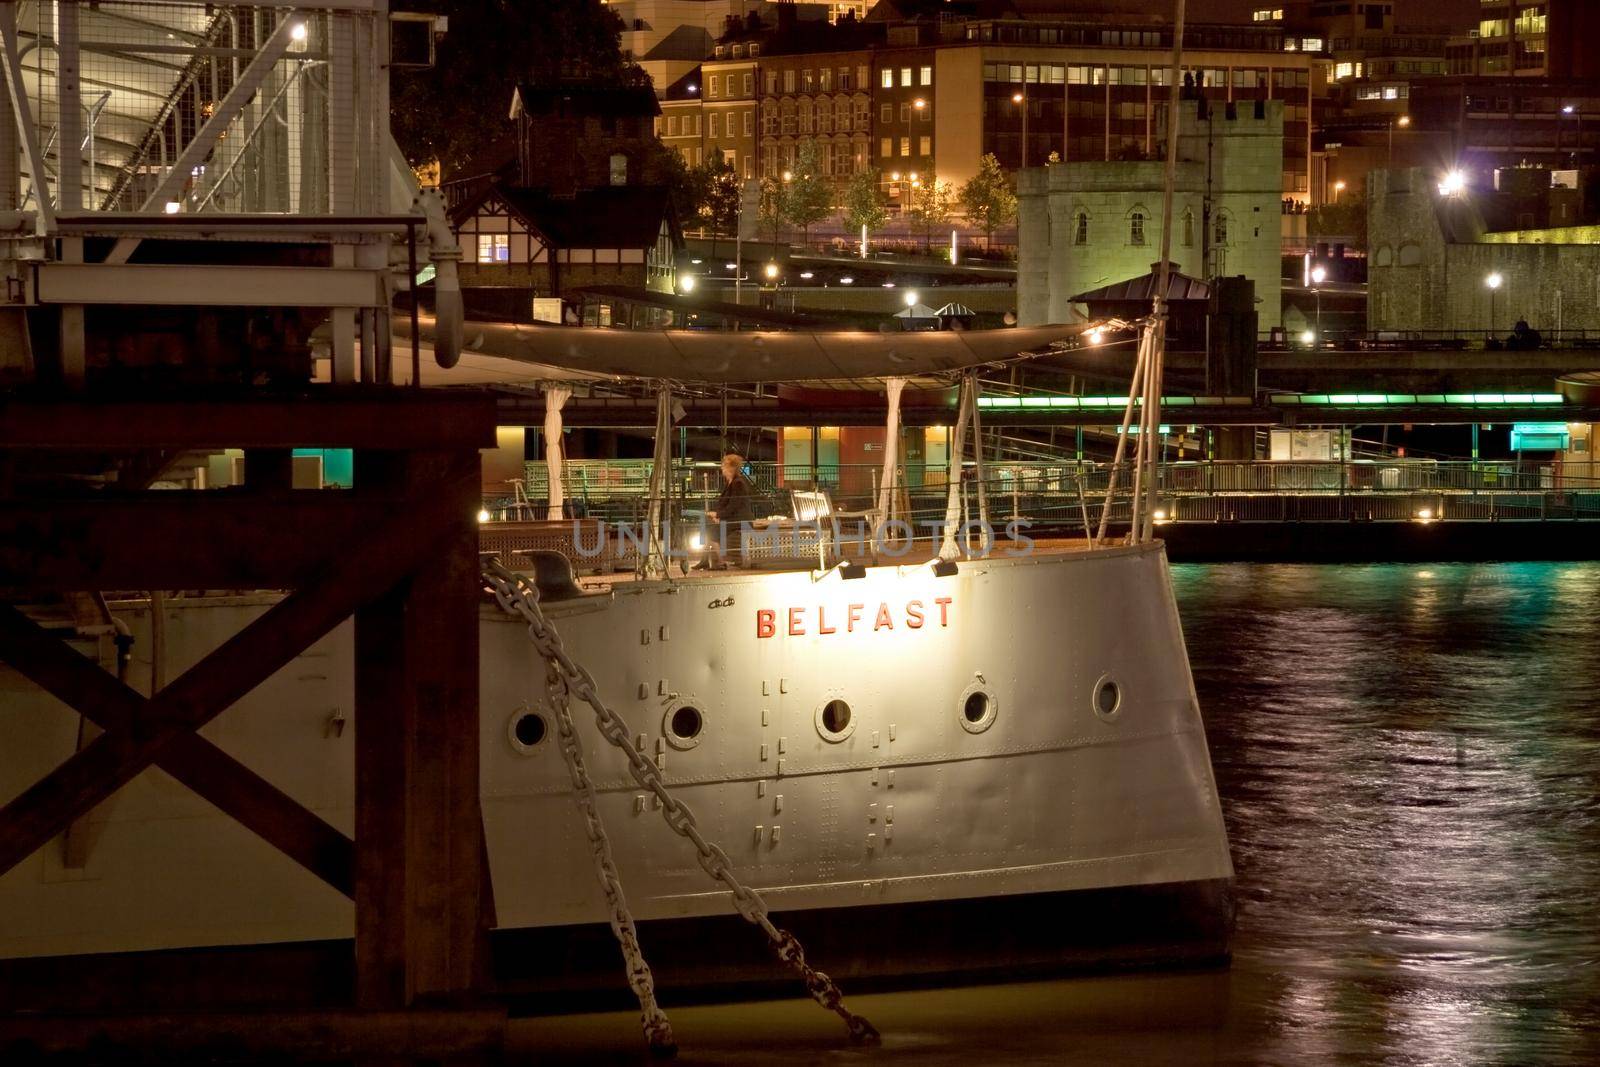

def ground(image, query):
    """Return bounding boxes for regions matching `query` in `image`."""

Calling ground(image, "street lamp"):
[905,290,919,307]
[764,262,780,282]
[1388,114,1410,166]
[1438,169,1466,197]
[678,274,696,294]
[1310,265,1327,341]
[1012,87,1028,168]
[1485,272,1503,337]
[1332,180,1346,202]
[1560,105,1578,167]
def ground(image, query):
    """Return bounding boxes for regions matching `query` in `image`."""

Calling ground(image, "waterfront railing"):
[504,459,1600,529]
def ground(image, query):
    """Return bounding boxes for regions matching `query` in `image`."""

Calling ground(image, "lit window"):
[901,67,912,86]
[920,65,932,85]
[919,135,931,155]
[477,234,509,263]
[881,68,894,88]
[880,137,893,157]
[900,137,911,156]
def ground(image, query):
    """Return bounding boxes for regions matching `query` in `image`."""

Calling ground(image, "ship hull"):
[0,540,1233,1002]
[0,877,1230,1013]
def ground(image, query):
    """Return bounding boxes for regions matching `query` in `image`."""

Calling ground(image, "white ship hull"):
[0,542,1232,1004]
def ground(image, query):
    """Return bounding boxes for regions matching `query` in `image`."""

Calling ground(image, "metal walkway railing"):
[501,459,1600,528]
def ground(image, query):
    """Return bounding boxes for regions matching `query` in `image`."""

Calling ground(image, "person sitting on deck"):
[695,453,756,571]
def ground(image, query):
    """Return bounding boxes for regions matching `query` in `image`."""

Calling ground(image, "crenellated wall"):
[1016,99,1284,328]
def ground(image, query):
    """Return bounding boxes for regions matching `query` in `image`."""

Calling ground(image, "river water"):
[514,563,1600,1066]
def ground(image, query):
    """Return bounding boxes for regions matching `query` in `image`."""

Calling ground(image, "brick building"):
[511,78,661,193]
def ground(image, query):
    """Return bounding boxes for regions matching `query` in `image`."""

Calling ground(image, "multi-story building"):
[759,47,877,182]
[1446,1,1600,80]
[1017,98,1287,328]
[702,35,763,179]
[870,45,938,206]
[1409,77,1600,177]
[611,0,832,96]
[671,8,1324,205]
[659,69,707,167]
[932,17,1317,199]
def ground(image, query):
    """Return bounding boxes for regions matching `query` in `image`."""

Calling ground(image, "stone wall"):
[1369,168,1600,335]
[1015,99,1284,328]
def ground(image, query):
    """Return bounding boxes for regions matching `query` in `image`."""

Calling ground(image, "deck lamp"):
[837,559,868,580]
[905,290,919,307]
[930,558,959,578]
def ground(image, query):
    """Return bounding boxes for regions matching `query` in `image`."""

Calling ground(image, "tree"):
[1308,194,1368,252]
[699,151,742,257]
[758,174,788,249]
[782,140,834,247]
[841,168,889,250]
[639,139,705,231]
[906,177,955,254]
[958,153,1018,251]
[391,0,627,175]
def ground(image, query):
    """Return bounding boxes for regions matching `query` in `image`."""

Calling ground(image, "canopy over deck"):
[415,316,1091,386]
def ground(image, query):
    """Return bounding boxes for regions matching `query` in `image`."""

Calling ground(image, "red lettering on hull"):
[753,600,952,638]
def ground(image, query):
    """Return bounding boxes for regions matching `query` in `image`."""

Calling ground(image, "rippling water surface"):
[515,563,1600,1066]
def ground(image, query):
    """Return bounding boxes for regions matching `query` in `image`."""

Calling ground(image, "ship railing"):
[500,459,1600,535]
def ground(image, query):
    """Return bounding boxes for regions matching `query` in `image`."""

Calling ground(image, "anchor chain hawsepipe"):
[482,560,881,1048]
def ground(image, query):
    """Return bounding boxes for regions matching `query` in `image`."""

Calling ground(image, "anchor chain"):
[483,560,881,1047]
[546,659,676,1056]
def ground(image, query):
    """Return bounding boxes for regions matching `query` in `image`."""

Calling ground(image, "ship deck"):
[562,535,1105,593]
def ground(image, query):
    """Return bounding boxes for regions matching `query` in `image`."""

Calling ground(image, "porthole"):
[1092,674,1123,722]
[958,682,998,734]
[815,697,855,743]
[663,702,705,750]
[507,707,549,754]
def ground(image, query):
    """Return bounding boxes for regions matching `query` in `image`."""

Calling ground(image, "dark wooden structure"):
[0,389,502,1059]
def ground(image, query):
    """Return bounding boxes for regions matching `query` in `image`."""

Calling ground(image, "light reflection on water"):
[512,563,1600,1066]
[1181,562,1600,1066]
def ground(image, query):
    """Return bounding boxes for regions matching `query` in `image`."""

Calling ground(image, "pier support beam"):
[354,450,489,1010]
[0,393,497,1057]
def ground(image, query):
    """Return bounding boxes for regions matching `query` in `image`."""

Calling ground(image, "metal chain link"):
[484,560,881,1046]
[546,659,676,1056]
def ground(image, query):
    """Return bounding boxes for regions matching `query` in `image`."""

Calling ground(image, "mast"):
[1140,0,1188,544]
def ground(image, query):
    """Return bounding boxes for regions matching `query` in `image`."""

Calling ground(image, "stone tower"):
[1016,98,1284,329]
